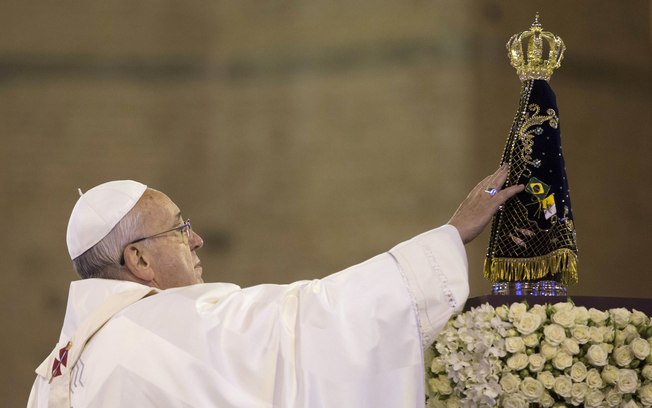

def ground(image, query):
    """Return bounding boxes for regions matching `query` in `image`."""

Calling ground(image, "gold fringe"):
[483,249,578,285]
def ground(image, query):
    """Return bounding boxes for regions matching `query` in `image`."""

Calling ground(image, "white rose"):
[500,372,521,394]
[574,306,589,324]
[613,345,634,367]
[427,398,447,408]
[515,312,542,335]
[570,382,588,405]
[589,326,605,343]
[569,361,588,382]
[540,341,559,361]
[631,310,649,327]
[501,393,529,408]
[642,364,652,380]
[602,326,615,343]
[552,309,576,328]
[631,337,651,360]
[615,368,638,394]
[553,375,573,398]
[601,364,619,385]
[520,377,545,402]
[509,302,528,321]
[600,342,614,354]
[610,308,632,328]
[496,305,509,320]
[430,357,446,374]
[552,351,573,370]
[428,375,453,395]
[589,308,609,325]
[570,325,591,344]
[445,396,461,408]
[529,353,546,373]
[537,371,556,389]
[523,333,539,348]
[538,392,554,408]
[622,324,640,343]
[506,336,526,353]
[586,344,609,367]
[615,330,628,347]
[639,383,652,406]
[621,400,639,408]
[585,368,604,389]
[507,353,529,371]
[553,302,574,312]
[604,388,622,407]
[530,304,548,322]
[543,324,566,346]
[584,389,605,407]
[561,338,580,355]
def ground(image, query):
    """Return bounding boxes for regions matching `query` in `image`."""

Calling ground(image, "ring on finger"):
[484,188,498,197]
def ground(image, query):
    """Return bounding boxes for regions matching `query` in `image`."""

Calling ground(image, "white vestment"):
[28,225,468,407]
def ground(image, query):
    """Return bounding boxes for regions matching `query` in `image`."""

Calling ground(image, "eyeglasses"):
[119,219,192,265]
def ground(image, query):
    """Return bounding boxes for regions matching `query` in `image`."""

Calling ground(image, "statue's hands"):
[448,164,524,244]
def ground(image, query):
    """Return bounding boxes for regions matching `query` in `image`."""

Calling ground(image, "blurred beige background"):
[1,0,650,405]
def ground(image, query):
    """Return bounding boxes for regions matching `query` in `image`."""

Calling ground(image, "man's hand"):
[448,164,524,244]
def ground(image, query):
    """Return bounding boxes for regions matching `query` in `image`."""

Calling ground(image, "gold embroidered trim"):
[483,248,578,285]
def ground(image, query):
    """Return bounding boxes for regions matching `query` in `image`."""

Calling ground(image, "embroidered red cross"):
[51,342,72,378]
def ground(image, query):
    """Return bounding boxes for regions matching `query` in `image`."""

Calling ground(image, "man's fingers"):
[475,174,494,193]
[492,165,509,187]
[483,164,510,194]
[495,184,524,204]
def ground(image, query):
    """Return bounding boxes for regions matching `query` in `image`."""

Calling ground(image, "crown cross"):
[507,13,566,81]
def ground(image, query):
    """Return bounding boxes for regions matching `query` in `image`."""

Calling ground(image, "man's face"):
[135,189,204,289]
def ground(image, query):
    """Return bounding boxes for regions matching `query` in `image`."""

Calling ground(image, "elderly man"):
[28,165,521,407]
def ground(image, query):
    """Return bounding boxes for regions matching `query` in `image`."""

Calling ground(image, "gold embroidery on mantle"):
[519,104,558,168]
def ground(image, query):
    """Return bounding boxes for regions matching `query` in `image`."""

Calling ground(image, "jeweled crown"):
[507,14,565,81]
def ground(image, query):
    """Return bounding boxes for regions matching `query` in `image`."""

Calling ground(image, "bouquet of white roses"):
[426,302,652,407]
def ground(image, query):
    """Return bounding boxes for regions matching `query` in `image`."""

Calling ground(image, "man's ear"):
[122,244,155,283]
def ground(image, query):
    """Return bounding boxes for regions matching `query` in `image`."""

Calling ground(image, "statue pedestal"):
[491,280,567,296]
[465,295,652,315]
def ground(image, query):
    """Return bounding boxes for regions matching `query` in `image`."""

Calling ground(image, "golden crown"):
[507,14,566,81]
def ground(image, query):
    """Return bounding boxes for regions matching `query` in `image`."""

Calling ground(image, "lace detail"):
[417,237,457,311]
[387,251,427,350]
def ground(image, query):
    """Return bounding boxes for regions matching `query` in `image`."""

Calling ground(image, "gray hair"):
[72,208,143,280]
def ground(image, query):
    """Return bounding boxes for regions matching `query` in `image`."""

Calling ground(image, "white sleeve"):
[388,224,469,348]
[185,226,468,407]
[270,224,468,406]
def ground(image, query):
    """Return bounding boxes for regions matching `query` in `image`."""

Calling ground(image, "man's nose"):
[189,230,204,251]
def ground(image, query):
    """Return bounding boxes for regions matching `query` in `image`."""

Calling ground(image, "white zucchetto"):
[66,180,147,259]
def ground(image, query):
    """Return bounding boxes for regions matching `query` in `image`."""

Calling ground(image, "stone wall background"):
[1,0,649,404]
